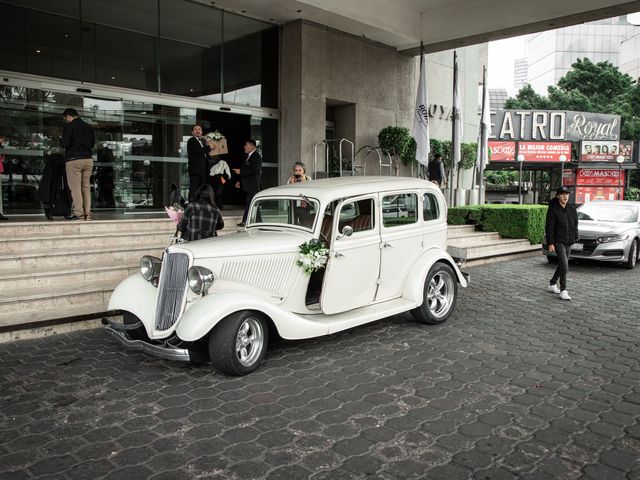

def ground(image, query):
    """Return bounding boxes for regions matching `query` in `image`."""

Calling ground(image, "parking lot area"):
[1,255,640,480]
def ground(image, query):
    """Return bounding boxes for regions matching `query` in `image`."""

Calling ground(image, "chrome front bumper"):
[103,321,191,362]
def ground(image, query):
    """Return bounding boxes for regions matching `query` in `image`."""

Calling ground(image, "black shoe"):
[237,222,246,227]
[65,215,81,221]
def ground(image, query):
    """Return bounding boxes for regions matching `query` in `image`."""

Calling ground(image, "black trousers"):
[550,243,571,291]
[241,190,258,223]
[188,174,205,202]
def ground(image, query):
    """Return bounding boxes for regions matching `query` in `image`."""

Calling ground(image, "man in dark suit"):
[233,139,262,227]
[187,124,210,202]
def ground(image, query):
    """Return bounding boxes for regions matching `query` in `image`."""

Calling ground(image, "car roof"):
[255,176,439,203]
[581,201,640,207]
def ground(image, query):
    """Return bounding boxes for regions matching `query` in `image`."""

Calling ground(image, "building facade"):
[513,58,528,89]
[526,16,637,93]
[620,29,640,81]
[0,0,485,216]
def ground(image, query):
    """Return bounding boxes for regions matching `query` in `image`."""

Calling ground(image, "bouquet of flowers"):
[297,238,329,275]
[205,130,225,141]
[165,204,184,225]
[205,130,228,155]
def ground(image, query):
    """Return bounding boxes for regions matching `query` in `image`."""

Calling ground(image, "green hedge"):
[448,205,547,244]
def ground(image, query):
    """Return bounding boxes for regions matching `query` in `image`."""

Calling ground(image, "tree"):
[378,126,412,176]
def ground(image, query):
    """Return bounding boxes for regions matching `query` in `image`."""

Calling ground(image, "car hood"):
[579,221,633,238]
[171,228,311,259]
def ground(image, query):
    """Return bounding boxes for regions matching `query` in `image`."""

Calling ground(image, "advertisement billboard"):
[517,142,572,162]
[579,140,633,162]
[488,141,516,161]
[575,186,623,203]
[576,169,625,186]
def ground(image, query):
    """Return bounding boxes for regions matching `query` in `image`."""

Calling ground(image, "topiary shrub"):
[448,205,547,244]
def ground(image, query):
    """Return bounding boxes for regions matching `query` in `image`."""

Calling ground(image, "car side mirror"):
[337,225,353,240]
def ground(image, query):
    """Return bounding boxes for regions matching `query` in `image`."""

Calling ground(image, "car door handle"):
[334,252,345,258]
[383,242,393,248]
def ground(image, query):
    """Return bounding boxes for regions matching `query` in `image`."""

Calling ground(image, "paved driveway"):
[1,256,639,479]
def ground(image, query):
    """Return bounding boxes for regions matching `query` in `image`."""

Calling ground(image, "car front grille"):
[155,252,190,332]
[572,239,597,256]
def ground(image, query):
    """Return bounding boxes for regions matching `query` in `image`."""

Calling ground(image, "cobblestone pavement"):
[1,256,640,480]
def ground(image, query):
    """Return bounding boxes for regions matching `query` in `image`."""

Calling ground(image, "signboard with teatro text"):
[518,142,572,162]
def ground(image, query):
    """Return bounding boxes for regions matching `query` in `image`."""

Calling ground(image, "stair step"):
[0,218,175,236]
[0,265,138,291]
[446,224,476,234]
[448,240,540,261]
[447,231,502,244]
[0,280,115,320]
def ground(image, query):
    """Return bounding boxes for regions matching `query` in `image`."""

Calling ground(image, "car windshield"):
[577,204,639,223]
[249,197,319,229]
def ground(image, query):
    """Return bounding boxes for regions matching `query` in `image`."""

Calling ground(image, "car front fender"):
[107,273,158,335]
[403,247,468,304]
[176,290,329,342]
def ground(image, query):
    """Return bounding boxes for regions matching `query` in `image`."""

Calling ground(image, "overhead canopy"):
[196,0,640,53]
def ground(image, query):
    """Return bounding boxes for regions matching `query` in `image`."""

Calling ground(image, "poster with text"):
[518,142,572,162]
[488,141,516,161]
[576,169,625,186]
[579,140,633,162]
[575,186,623,203]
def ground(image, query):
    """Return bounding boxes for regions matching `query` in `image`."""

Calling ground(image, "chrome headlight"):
[188,266,215,295]
[597,233,628,244]
[140,255,162,281]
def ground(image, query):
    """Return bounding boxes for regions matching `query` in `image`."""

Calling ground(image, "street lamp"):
[616,154,625,200]
[559,154,567,187]
[517,154,525,204]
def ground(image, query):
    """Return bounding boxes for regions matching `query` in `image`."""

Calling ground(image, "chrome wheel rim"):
[427,270,455,319]
[632,242,637,267]
[236,317,264,367]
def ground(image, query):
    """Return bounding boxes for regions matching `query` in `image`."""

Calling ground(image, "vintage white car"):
[104,177,469,375]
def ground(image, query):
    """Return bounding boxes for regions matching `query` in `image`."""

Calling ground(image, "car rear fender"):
[403,247,468,304]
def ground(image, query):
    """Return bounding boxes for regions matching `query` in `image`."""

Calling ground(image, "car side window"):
[338,198,374,233]
[382,193,417,227]
[423,193,439,221]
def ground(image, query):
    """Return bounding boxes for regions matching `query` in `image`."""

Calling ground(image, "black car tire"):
[411,262,457,325]
[623,239,638,270]
[209,311,268,376]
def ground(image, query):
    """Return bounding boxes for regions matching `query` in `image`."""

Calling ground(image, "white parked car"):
[104,177,469,375]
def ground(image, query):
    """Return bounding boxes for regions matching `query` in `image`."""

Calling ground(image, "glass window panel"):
[0,3,26,72]
[382,193,417,227]
[1,0,79,17]
[223,14,278,108]
[158,0,222,99]
[82,24,157,91]
[26,10,82,81]
[250,117,278,190]
[423,193,439,221]
[82,0,158,36]
[338,198,374,233]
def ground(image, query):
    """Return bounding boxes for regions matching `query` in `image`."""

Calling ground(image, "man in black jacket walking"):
[545,185,579,300]
[233,139,262,227]
[187,125,211,202]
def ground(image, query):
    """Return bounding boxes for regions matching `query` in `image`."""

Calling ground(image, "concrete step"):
[447,231,502,245]
[448,239,541,262]
[0,244,169,272]
[0,280,115,324]
[0,264,139,292]
[2,230,176,255]
[446,224,477,235]
[0,218,176,236]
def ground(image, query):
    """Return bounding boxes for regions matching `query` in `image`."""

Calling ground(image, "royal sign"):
[518,142,572,162]
[491,110,621,142]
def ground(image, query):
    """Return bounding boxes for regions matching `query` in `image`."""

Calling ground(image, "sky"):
[487,36,527,96]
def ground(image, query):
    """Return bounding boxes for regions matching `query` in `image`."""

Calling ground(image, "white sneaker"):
[548,284,561,294]
[559,290,571,300]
